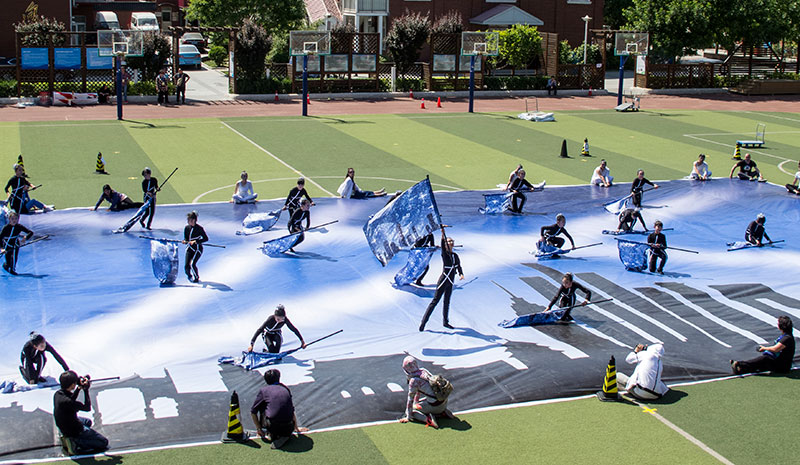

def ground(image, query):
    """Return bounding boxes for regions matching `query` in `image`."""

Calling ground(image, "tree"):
[624,0,713,61]
[386,11,430,76]
[236,19,272,81]
[431,10,464,35]
[711,0,788,55]
[185,0,304,33]
[497,24,542,70]
[14,16,66,47]
[604,0,635,29]
[125,32,171,81]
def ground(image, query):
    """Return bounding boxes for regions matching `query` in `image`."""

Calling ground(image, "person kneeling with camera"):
[53,371,109,454]
[250,369,307,449]
[617,343,669,401]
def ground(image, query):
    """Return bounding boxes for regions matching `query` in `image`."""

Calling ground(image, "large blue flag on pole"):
[363,177,442,266]
[392,247,437,287]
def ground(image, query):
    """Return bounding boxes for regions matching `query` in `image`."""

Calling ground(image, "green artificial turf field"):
[2,109,799,209]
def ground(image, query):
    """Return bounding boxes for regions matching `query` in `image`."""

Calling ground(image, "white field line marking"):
[684,130,800,136]
[631,399,735,465]
[741,110,800,124]
[220,121,335,197]
[682,134,794,175]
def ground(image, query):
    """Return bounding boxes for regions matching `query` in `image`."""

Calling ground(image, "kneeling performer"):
[544,272,591,321]
[248,305,306,354]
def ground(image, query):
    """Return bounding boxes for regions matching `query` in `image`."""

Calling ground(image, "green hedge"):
[379,77,424,92]
[235,77,292,94]
[0,80,16,98]
[485,75,549,90]
[3,80,174,98]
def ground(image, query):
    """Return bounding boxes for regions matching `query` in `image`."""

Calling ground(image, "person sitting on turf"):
[248,305,306,354]
[5,164,50,214]
[231,171,258,204]
[591,159,613,187]
[1,211,34,275]
[745,213,772,246]
[690,154,712,181]
[337,168,386,199]
[20,332,69,384]
[618,343,669,400]
[93,185,142,212]
[731,316,795,375]
[250,369,307,449]
[647,220,667,274]
[617,207,647,233]
[54,371,109,454]
[544,272,590,321]
[284,177,314,217]
[729,153,763,181]
[508,169,534,213]
[538,214,575,251]
[631,170,658,208]
[398,356,455,429]
[785,160,800,195]
[504,164,523,191]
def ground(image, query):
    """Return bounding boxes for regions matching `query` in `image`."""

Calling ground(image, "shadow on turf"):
[69,454,123,464]
[310,116,374,125]
[642,388,689,405]
[123,120,186,130]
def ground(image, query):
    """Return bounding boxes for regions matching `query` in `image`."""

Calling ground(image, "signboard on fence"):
[352,55,376,72]
[21,48,49,70]
[433,54,456,72]
[86,48,113,69]
[636,55,646,74]
[326,55,348,72]
[54,48,81,69]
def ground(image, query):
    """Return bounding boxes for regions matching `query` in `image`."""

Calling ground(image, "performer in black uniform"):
[729,153,762,181]
[287,199,311,252]
[413,232,435,286]
[617,207,647,233]
[248,305,306,353]
[182,211,208,282]
[140,167,159,230]
[19,332,69,384]
[539,214,575,249]
[5,164,47,214]
[745,213,771,246]
[93,184,142,211]
[647,220,667,274]
[419,226,464,331]
[284,177,314,218]
[508,169,534,213]
[631,170,659,208]
[545,272,591,321]
[0,211,34,275]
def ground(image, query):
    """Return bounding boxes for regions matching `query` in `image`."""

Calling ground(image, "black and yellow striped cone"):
[17,154,23,169]
[732,143,741,160]
[95,152,108,174]
[221,390,249,442]
[596,355,619,402]
[581,139,590,156]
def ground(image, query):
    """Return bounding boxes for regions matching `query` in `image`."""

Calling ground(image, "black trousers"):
[158,90,169,104]
[289,225,305,248]
[141,195,156,228]
[416,265,429,284]
[19,353,43,383]
[262,332,282,353]
[546,236,565,248]
[258,415,295,438]
[110,198,142,212]
[649,249,667,272]
[185,246,203,279]
[632,191,643,207]
[737,354,780,374]
[176,86,186,104]
[786,184,800,194]
[420,276,453,327]
[4,246,19,272]
[510,192,526,212]
[737,172,757,181]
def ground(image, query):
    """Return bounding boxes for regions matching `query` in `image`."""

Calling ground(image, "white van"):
[130,12,159,31]
[95,11,121,30]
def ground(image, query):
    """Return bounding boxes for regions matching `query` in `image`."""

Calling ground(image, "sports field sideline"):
[1,103,799,465]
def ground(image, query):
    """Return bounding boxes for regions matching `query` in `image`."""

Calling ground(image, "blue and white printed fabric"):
[260,233,302,256]
[534,242,566,259]
[0,205,9,229]
[150,240,179,285]
[479,193,512,214]
[117,196,154,232]
[363,178,441,266]
[617,238,650,271]
[499,309,565,327]
[236,210,281,236]
[219,351,287,371]
[604,193,632,214]
[392,247,437,287]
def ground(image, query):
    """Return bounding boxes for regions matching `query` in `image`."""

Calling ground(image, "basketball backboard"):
[461,32,500,57]
[614,32,648,57]
[289,31,331,57]
[97,30,144,57]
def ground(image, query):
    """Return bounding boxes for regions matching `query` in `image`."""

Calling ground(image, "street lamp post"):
[582,15,592,65]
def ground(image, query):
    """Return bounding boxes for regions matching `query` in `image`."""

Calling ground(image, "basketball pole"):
[468,55,476,113]
[617,55,628,106]
[302,54,308,117]
[115,54,123,120]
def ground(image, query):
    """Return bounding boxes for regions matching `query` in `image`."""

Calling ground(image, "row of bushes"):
[0,80,175,98]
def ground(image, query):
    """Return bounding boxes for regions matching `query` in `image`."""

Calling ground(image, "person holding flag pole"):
[183,211,208,283]
[419,225,463,332]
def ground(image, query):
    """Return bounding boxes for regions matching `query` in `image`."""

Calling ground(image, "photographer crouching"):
[53,371,109,454]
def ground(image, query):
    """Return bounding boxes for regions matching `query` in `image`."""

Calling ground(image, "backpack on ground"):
[428,374,453,402]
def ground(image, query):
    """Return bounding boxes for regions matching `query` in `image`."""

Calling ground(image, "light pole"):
[582,15,592,65]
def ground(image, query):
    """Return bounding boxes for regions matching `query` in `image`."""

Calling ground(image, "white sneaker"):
[43,205,54,212]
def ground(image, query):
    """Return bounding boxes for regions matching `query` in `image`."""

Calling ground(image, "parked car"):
[131,12,159,32]
[178,44,202,69]
[180,33,207,51]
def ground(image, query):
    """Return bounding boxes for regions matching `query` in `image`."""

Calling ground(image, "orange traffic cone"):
[589,87,593,97]
[437,97,442,108]
[307,95,311,105]
[409,89,414,99]
[274,91,279,102]
[420,98,426,109]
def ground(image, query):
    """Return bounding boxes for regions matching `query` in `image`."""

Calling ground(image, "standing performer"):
[590,159,613,187]
[419,226,464,332]
[508,169,534,213]
[631,170,659,208]
[690,154,712,180]
[287,199,311,253]
[647,220,667,274]
[248,305,306,354]
[5,164,49,214]
[232,171,258,204]
[19,332,69,384]
[284,177,313,217]
[93,184,142,211]
[140,167,158,230]
[182,211,208,283]
[617,207,647,233]
[413,232,435,286]
[0,211,34,275]
[729,153,763,181]
[539,214,575,250]
[745,213,771,246]
[544,272,591,321]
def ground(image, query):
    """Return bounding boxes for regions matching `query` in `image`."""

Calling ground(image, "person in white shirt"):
[785,160,800,195]
[337,168,386,199]
[690,154,712,181]
[617,343,669,400]
[232,171,258,204]
[590,159,613,187]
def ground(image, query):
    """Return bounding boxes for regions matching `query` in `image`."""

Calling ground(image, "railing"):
[556,64,604,89]
[342,0,388,13]
[642,63,714,88]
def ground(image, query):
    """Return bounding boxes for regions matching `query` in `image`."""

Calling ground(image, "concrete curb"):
[630,87,730,95]
[233,89,609,101]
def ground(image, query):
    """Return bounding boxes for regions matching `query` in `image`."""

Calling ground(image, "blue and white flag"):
[532,242,567,259]
[392,247,437,287]
[479,193,512,214]
[499,310,566,328]
[603,193,633,214]
[219,351,287,371]
[116,196,154,233]
[260,233,302,256]
[363,178,441,266]
[237,209,281,236]
[150,240,179,285]
[616,238,649,271]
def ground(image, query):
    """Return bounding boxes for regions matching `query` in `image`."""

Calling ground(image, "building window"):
[566,0,592,4]
[161,8,172,23]
[486,0,516,3]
